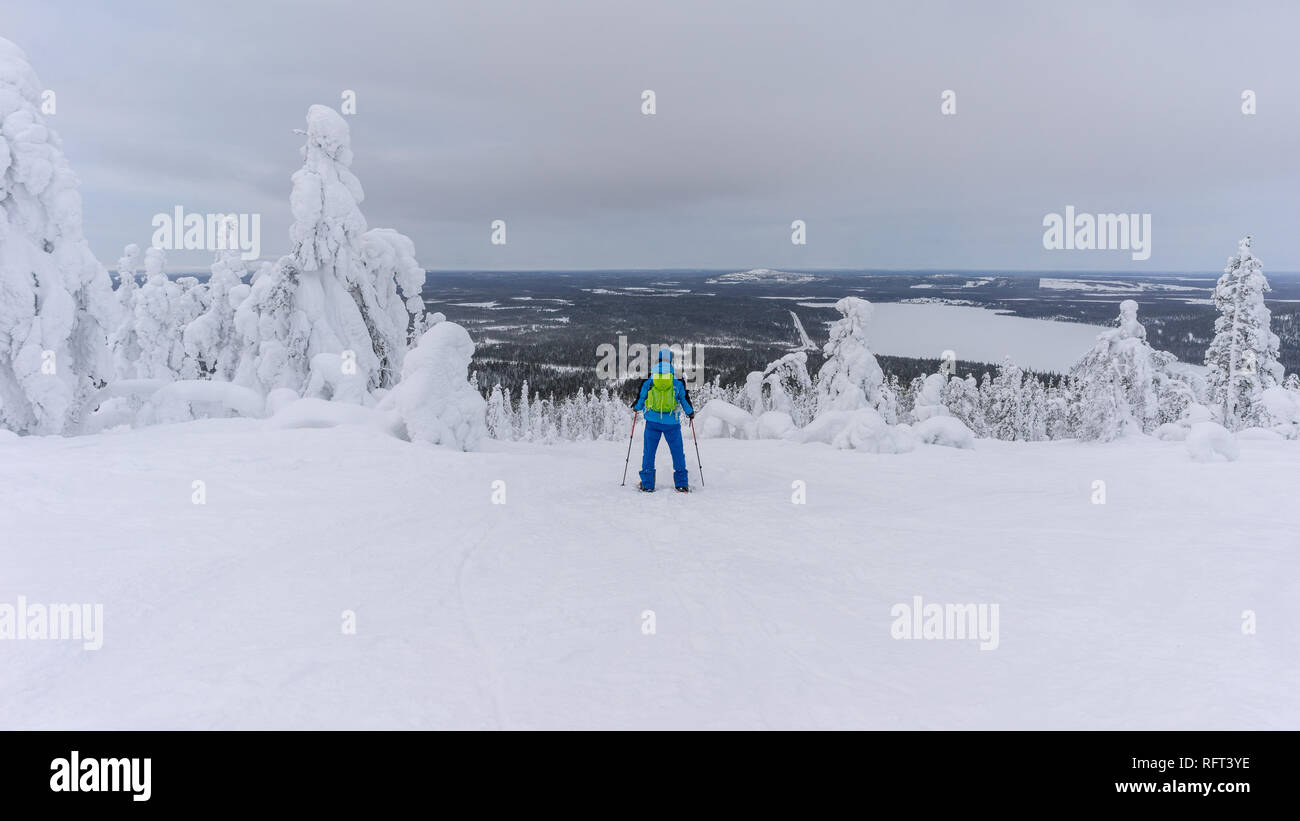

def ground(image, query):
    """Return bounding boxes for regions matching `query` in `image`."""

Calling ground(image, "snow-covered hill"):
[1,422,1294,729]
[708,268,820,285]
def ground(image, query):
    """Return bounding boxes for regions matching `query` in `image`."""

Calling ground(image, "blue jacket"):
[633,349,694,425]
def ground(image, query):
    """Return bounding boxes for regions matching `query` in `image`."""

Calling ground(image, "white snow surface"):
[1,423,1294,729]
[0,423,1296,729]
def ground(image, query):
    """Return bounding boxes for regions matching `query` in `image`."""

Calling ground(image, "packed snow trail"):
[0,422,1296,729]
[789,310,817,351]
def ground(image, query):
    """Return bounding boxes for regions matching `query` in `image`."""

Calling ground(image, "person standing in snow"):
[632,348,696,492]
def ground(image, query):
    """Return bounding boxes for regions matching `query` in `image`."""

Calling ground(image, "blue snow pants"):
[639,419,689,490]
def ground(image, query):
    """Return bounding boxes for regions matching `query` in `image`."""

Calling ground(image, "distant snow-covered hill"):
[708,268,821,284]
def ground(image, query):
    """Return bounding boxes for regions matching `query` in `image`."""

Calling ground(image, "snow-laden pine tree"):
[183,216,248,380]
[357,227,428,383]
[1044,378,1073,439]
[485,383,510,439]
[110,244,143,379]
[941,373,983,435]
[116,244,140,309]
[1068,300,1200,440]
[172,276,209,379]
[1204,236,1284,430]
[517,380,532,440]
[1022,377,1047,441]
[0,37,118,434]
[981,360,1026,440]
[814,297,897,423]
[749,351,814,425]
[132,247,186,379]
[911,372,950,422]
[234,105,426,397]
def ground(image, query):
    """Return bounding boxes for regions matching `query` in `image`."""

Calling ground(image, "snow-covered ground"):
[2,421,1295,729]
[815,303,1111,371]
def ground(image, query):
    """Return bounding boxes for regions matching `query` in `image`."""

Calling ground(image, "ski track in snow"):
[0,420,1297,729]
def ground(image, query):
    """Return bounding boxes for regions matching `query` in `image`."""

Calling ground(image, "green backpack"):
[645,371,678,414]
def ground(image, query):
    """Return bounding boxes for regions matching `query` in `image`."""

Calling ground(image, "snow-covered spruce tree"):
[358,227,428,380]
[981,359,1025,440]
[1204,236,1284,430]
[0,37,118,434]
[1044,378,1073,439]
[234,105,425,397]
[485,383,510,439]
[814,296,897,422]
[1068,300,1198,441]
[109,244,143,379]
[941,373,982,434]
[759,350,806,423]
[183,216,248,380]
[131,247,186,379]
[910,372,950,422]
[116,243,140,309]
[1023,376,1047,441]
[172,276,209,379]
[517,380,531,440]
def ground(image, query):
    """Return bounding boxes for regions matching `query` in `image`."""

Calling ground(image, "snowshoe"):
[638,483,655,493]
[675,486,690,493]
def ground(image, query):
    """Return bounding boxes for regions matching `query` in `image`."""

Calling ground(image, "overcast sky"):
[8,0,1300,272]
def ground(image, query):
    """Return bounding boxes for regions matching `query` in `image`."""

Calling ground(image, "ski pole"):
[621,411,639,486]
[689,416,704,488]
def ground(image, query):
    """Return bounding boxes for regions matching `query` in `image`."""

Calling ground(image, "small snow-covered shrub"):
[306,352,369,405]
[798,408,915,453]
[697,399,757,439]
[1185,422,1239,462]
[755,410,796,440]
[1153,422,1189,442]
[1257,386,1299,438]
[913,415,975,449]
[380,320,485,450]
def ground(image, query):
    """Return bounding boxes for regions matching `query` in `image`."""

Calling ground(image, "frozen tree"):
[116,243,140,309]
[234,105,426,396]
[1204,236,1284,430]
[183,216,247,380]
[942,374,983,436]
[379,320,485,450]
[1068,300,1191,440]
[357,227,428,384]
[981,360,1026,440]
[1044,378,1073,439]
[517,380,531,440]
[485,383,509,439]
[814,297,896,423]
[172,276,209,379]
[109,244,144,379]
[232,254,311,393]
[910,373,950,422]
[1022,377,1047,441]
[0,37,118,434]
[131,248,186,379]
[747,351,814,425]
